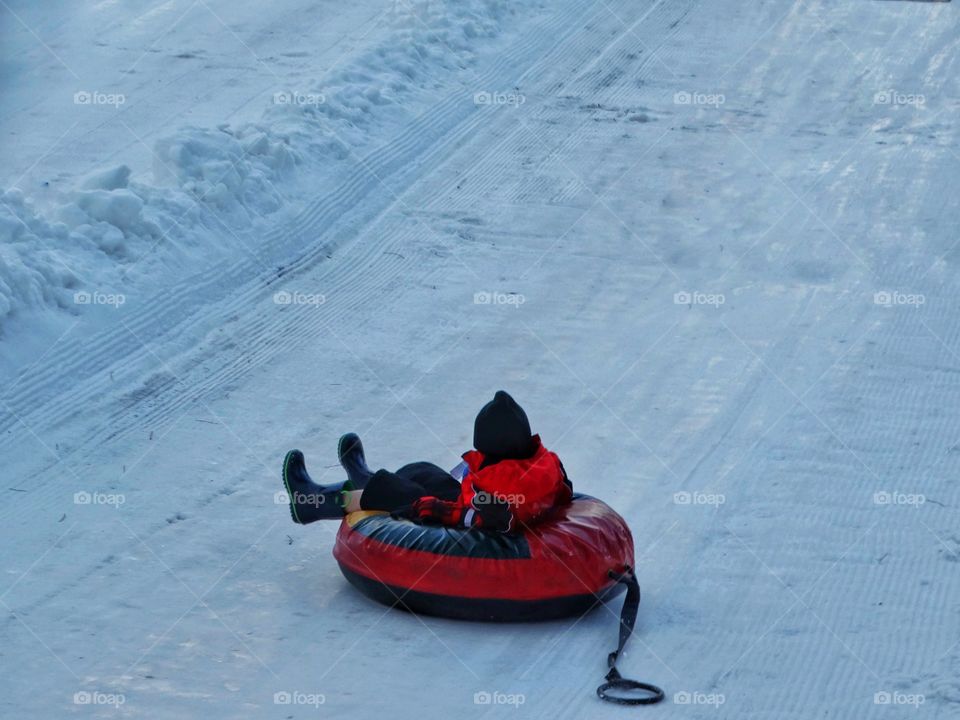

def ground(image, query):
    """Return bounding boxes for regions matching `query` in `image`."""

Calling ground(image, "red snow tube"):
[333,495,634,621]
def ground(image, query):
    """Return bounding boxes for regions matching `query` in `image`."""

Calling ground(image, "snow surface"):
[2,0,960,717]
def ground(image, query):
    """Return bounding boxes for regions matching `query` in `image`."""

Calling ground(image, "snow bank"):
[152,125,298,219]
[0,190,79,321]
[0,0,509,332]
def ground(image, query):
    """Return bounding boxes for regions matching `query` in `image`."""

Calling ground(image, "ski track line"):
[0,2,572,404]
[97,228,423,446]
[0,0,597,445]
[1,0,612,423]
[78,0,688,458]
[14,0,676,447]
[453,0,698,213]
[411,0,674,210]
[633,4,959,711]
[0,0,671,529]
[539,0,694,204]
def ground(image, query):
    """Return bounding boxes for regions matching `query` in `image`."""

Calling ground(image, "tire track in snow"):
[0,0,597,463]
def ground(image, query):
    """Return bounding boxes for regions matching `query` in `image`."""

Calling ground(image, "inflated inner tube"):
[332,493,664,705]
[333,494,633,621]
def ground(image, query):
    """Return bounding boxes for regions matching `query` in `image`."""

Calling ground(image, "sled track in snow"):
[112,0,702,453]
[0,2,592,435]
[451,0,697,208]
[0,0,702,514]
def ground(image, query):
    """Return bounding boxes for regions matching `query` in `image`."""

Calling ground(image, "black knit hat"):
[473,390,534,459]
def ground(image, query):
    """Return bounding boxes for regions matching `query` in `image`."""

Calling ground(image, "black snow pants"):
[359,462,461,512]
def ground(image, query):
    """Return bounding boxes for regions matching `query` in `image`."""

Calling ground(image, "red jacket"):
[411,435,572,532]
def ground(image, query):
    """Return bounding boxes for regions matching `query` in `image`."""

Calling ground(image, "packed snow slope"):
[2,0,960,718]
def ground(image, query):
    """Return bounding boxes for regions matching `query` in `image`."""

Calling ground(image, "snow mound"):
[153,125,299,219]
[80,164,132,191]
[0,190,79,322]
[0,0,509,332]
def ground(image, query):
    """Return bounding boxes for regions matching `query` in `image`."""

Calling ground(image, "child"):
[281,391,572,532]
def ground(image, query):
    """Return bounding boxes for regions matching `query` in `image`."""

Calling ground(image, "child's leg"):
[359,469,431,511]
[394,462,461,501]
[343,464,461,513]
[282,450,349,524]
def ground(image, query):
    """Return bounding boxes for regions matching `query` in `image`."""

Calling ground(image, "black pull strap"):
[596,568,664,706]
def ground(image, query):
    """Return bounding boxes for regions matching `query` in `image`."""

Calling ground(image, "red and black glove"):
[409,493,516,532]
[410,496,464,526]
